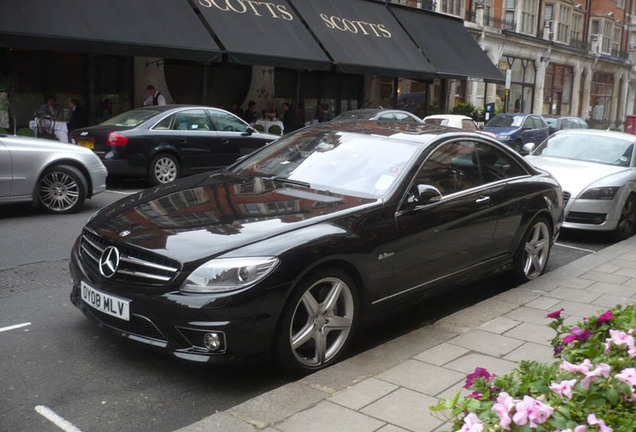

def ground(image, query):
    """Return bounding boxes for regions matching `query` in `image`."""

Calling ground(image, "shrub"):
[431,304,636,431]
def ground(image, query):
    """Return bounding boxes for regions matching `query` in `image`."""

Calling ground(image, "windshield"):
[534,133,634,167]
[100,109,161,127]
[234,129,420,198]
[486,114,524,128]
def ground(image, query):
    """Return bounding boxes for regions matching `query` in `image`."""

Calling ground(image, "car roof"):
[424,114,472,120]
[555,129,636,140]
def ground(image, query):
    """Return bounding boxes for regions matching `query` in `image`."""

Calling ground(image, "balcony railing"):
[569,38,591,51]
[610,48,629,60]
[468,10,516,31]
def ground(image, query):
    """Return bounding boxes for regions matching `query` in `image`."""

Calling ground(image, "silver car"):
[525,129,636,240]
[0,134,108,214]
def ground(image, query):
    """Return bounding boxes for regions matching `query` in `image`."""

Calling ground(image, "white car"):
[424,114,497,139]
[525,129,636,240]
[0,134,108,213]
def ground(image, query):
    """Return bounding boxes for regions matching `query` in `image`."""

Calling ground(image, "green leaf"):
[606,388,619,404]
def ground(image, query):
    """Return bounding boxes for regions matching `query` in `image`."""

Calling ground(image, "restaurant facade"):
[0,0,503,129]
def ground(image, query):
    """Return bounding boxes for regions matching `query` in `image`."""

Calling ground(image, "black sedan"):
[69,121,563,374]
[70,106,278,185]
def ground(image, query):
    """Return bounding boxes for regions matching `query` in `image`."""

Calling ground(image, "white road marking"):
[554,242,596,254]
[0,322,31,333]
[106,189,140,195]
[35,405,83,432]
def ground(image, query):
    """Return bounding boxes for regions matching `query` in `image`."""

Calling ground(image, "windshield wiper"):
[267,176,311,188]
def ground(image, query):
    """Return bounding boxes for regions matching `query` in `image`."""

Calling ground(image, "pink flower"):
[563,327,593,344]
[550,379,578,399]
[547,308,565,319]
[605,329,636,354]
[597,310,614,325]
[615,368,636,386]
[587,414,613,432]
[511,395,554,428]
[492,392,514,430]
[560,359,593,374]
[558,427,587,432]
[467,391,483,400]
[581,363,611,389]
[459,413,484,432]
[464,367,492,388]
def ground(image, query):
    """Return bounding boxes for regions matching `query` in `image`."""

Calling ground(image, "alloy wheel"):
[523,221,550,280]
[153,156,178,183]
[38,171,80,212]
[616,197,636,239]
[289,277,355,368]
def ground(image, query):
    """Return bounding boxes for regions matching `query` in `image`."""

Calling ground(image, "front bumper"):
[69,245,290,362]
[563,198,621,232]
[89,163,108,196]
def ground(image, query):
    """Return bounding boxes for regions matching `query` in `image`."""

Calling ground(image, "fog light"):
[204,332,222,352]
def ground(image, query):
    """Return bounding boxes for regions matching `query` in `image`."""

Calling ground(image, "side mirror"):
[241,127,255,136]
[522,143,536,154]
[406,184,442,208]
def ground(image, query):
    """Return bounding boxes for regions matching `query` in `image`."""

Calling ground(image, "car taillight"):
[107,132,128,146]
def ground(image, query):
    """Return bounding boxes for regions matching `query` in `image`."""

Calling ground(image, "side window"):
[208,110,248,132]
[414,141,483,196]
[523,118,534,129]
[378,113,395,121]
[532,116,545,129]
[561,119,573,129]
[172,110,213,131]
[473,142,528,183]
[578,119,589,129]
[153,114,174,130]
[395,113,416,123]
[462,119,478,131]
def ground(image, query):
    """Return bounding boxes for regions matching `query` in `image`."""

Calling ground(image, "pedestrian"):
[67,98,88,135]
[142,85,166,106]
[243,101,258,124]
[231,103,244,118]
[281,102,296,133]
[313,104,325,123]
[36,96,63,120]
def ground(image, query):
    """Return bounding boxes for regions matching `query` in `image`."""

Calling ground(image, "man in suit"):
[36,96,64,120]
[67,98,88,135]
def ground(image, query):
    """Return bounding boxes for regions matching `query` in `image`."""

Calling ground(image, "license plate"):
[81,281,130,321]
[77,140,94,149]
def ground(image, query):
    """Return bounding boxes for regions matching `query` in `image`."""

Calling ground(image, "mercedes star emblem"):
[99,246,120,278]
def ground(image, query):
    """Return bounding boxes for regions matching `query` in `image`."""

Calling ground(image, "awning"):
[388,5,504,83]
[191,0,331,71]
[288,0,435,81]
[0,0,221,62]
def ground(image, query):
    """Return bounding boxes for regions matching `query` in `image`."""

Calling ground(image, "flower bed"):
[430,304,636,431]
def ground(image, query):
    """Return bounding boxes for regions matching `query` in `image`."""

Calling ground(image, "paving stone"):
[414,343,470,366]
[361,388,443,432]
[559,278,595,289]
[504,322,553,346]
[375,425,410,432]
[443,353,517,376]
[449,329,524,357]
[605,258,636,269]
[330,378,398,411]
[435,378,467,400]
[377,359,464,396]
[618,252,636,261]
[504,342,556,364]
[620,277,636,288]
[614,267,636,278]
[524,296,561,311]
[278,401,384,432]
[594,263,621,274]
[586,282,636,297]
[504,307,552,326]
[592,294,635,309]
[546,286,602,303]
[229,382,327,428]
[552,300,608,320]
[478,317,520,335]
[579,271,630,285]
[174,412,257,432]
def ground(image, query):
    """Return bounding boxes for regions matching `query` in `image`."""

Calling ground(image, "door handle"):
[221,139,230,144]
[475,195,490,205]
[175,138,187,144]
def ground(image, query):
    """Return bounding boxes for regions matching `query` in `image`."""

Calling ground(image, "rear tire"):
[147,153,180,185]
[614,195,636,241]
[512,216,552,283]
[275,269,358,375]
[37,165,87,214]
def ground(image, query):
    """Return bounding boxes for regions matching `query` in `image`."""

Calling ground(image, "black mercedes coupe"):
[70,121,563,373]
[70,105,278,185]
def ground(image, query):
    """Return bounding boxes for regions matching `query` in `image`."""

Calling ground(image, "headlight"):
[498,135,511,140]
[181,257,279,293]
[579,187,620,200]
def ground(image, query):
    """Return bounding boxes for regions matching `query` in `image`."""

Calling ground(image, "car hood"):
[525,155,630,196]
[87,172,378,263]
[482,126,519,135]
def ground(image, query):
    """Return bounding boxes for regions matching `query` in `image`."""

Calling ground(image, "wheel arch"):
[33,158,93,199]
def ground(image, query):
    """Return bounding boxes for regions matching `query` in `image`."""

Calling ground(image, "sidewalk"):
[176,236,636,432]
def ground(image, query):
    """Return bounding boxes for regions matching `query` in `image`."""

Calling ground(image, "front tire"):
[37,165,87,214]
[512,216,552,282]
[614,195,636,241]
[276,269,358,375]
[148,153,180,185]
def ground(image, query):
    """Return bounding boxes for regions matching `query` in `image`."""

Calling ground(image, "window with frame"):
[520,0,538,34]
[613,26,622,54]
[602,21,612,53]
[544,3,554,35]
[505,0,516,27]
[617,0,625,9]
[556,4,571,43]
[440,0,463,16]
[571,12,583,43]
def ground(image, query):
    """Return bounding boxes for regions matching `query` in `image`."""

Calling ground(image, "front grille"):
[566,211,607,225]
[80,230,180,287]
[562,191,571,205]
